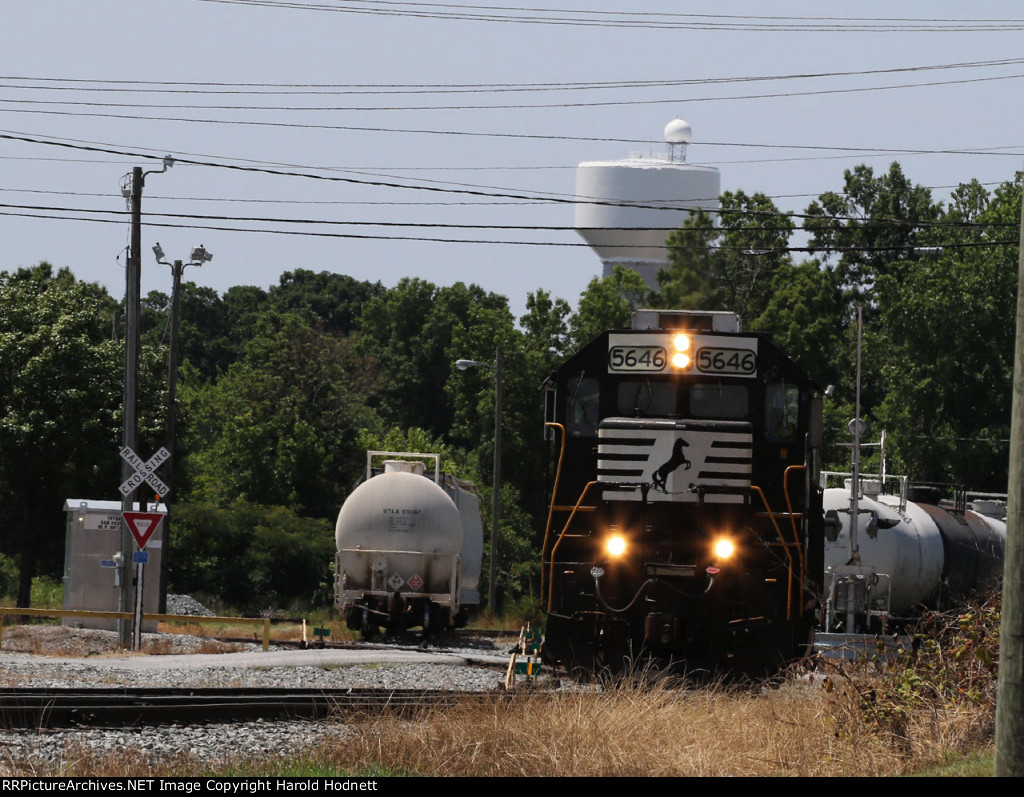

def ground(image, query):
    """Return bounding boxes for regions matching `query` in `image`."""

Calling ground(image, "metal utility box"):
[62,499,166,632]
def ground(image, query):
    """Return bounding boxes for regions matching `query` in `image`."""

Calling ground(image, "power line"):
[191,1,1024,33]
[1,132,1019,229]
[1,178,1010,207]
[3,207,1016,252]
[1,200,1018,235]
[3,73,1023,112]
[4,55,1022,95]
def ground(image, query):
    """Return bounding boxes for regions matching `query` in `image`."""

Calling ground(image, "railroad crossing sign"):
[122,511,164,550]
[119,446,171,497]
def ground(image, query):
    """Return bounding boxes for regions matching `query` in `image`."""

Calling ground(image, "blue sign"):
[100,559,116,568]
[132,550,149,564]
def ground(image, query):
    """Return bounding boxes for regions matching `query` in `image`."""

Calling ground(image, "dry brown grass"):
[0,672,993,777]
[316,673,990,777]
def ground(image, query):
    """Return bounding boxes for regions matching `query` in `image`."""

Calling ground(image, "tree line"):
[1,162,1018,612]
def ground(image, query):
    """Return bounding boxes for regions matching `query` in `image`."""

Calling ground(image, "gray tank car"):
[334,451,483,638]
[821,476,1005,633]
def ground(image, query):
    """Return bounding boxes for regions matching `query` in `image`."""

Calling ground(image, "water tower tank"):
[574,119,721,288]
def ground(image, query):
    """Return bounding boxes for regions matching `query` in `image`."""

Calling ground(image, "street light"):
[152,243,212,613]
[153,242,213,473]
[455,347,503,612]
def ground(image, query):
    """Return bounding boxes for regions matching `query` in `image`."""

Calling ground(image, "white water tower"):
[574,119,721,288]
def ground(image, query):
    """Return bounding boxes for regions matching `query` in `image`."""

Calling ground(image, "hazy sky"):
[3,1,1022,318]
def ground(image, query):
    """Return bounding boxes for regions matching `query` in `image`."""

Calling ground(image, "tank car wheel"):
[425,606,451,636]
[361,622,379,641]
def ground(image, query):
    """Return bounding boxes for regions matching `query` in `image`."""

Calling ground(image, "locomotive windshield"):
[612,379,750,420]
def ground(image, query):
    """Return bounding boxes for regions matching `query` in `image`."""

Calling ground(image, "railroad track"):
[0,687,497,729]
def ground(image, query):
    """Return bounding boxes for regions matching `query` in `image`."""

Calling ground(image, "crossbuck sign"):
[119,446,171,498]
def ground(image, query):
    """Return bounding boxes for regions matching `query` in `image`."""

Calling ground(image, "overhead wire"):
[1,177,1011,205]
[190,1,1024,33]
[2,72,1023,111]
[0,199,1017,236]
[2,206,1016,252]
[2,130,1020,231]
[3,55,1023,96]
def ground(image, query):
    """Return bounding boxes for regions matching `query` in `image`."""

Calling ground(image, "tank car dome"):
[336,470,463,556]
[664,118,693,144]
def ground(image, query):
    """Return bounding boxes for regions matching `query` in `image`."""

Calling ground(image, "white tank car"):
[821,478,1005,632]
[334,452,483,638]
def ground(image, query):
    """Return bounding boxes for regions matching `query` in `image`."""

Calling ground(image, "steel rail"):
[0,687,497,729]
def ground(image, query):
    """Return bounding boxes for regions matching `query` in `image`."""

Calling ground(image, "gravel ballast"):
[0,624,519,773]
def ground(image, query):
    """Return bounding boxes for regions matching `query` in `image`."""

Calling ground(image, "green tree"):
[269,269,382,336]
[660,190,795,320]
[750,260,846,389]
[872,176,1019,488]
[568,266,651,349]
[357,278,508,436]
[519,288,571,371]
[169,502,335,612]
[804,162,940,302]
[0,265,162,605]
[183,312,380,517]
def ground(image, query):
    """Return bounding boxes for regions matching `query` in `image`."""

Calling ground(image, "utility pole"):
[490,346,503,612]
[117,157,173,648]
[995,176,1024,775]
[117,166,143,649]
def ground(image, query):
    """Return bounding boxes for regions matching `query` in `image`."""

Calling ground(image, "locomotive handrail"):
[545,481,600,614]
[783,465,808,606]
[749,485,797,621]
[540,422,567,606]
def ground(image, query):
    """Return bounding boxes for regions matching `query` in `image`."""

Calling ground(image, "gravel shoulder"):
[0,623,522,774]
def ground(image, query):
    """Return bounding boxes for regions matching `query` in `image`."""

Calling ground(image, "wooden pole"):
[995,173,1024,775]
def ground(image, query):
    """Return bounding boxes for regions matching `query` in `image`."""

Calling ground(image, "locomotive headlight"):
[713,537,736,560]
[606,534,627,557]
[671,334,692,369]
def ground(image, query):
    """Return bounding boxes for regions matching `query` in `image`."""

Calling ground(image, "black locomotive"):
[540,309,824,676]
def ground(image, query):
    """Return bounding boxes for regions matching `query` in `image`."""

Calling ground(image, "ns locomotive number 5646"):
[540,309,824,676]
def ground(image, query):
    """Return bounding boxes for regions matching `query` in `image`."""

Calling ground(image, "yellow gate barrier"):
[0,607,272,651]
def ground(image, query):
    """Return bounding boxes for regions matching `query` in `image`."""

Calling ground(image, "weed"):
[823,593,1000,762]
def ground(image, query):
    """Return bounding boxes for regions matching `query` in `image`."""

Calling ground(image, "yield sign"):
[122,511,164,550]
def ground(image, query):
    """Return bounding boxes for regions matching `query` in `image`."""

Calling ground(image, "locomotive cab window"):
[617,380,677,417]
[566,376,600,437]
[765,383,799,442]
[689,383,748,419]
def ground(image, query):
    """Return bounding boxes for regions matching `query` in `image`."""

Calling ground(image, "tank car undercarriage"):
[343,592,468,639]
